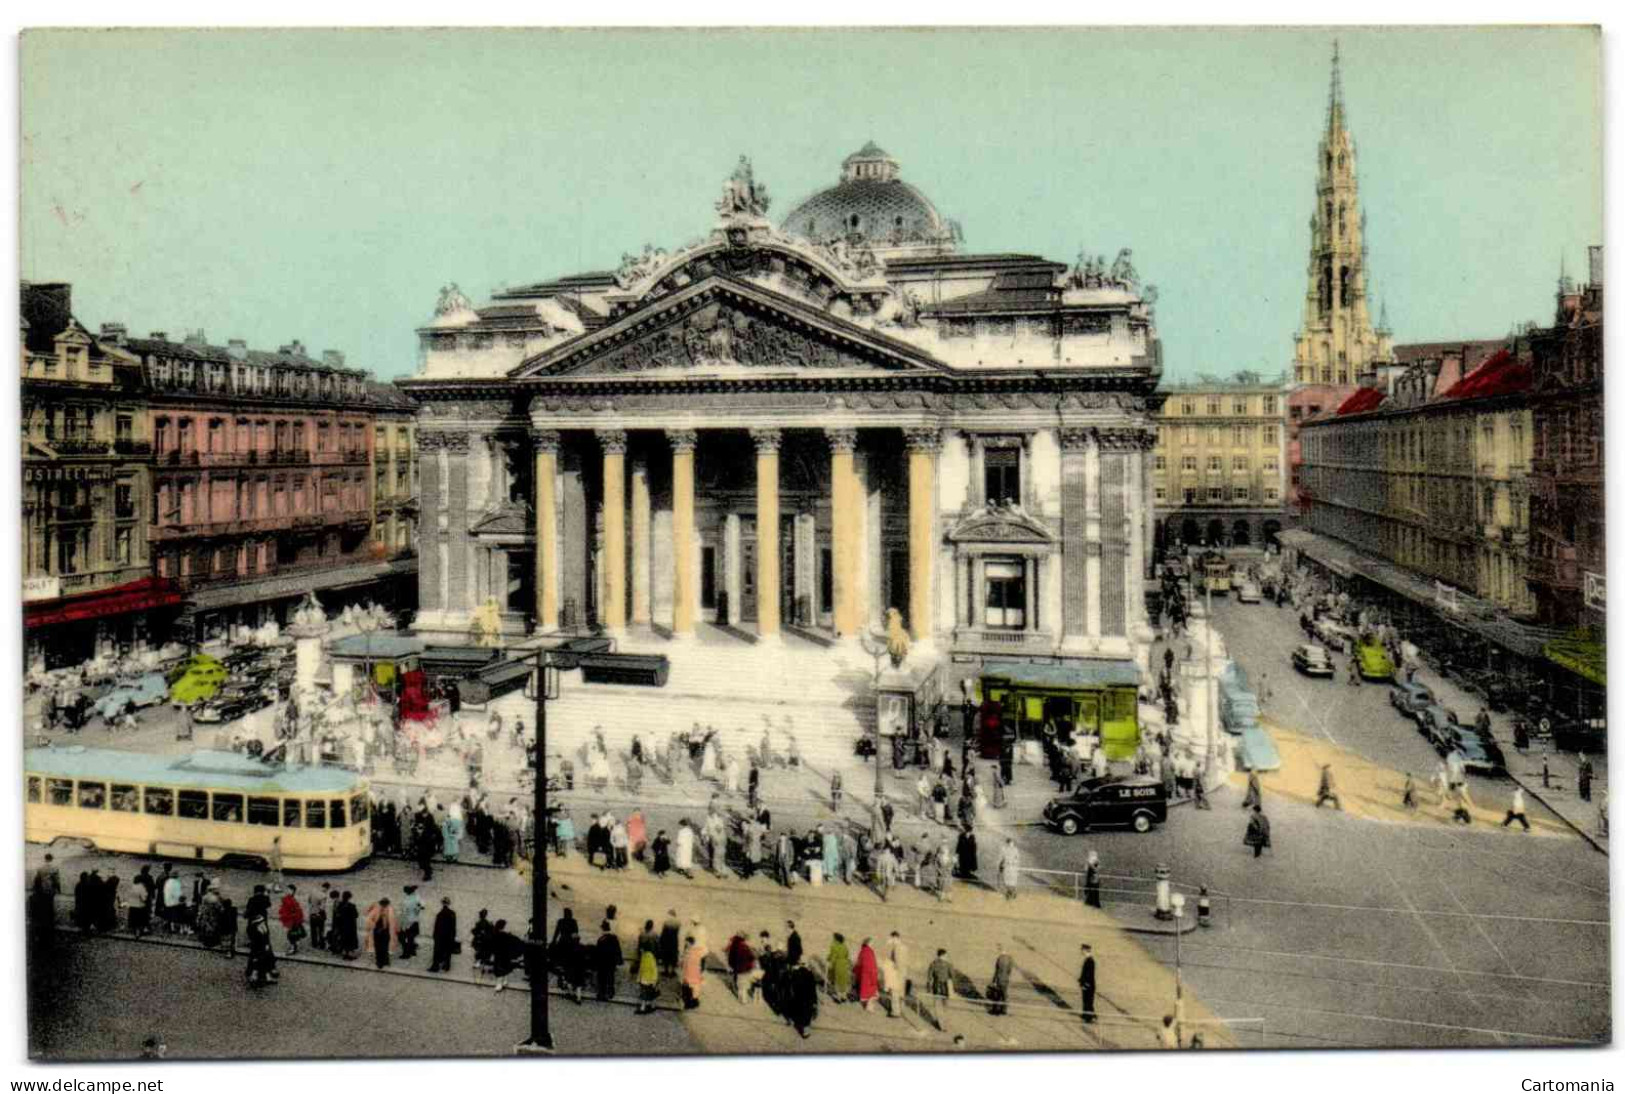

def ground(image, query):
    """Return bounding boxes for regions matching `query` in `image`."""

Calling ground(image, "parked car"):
[1292,644,1335,677]
[1448,728,1507,775]
[1235,581,1263,604]
[1356,641,1395,681]
[1043,775,1168,835]
[92,673,169,720]
[1389,681,1435,720]
[1420,705,1462,751]
[1313,618,1355,653]
[168,654,228,707]
[193,688,274,725]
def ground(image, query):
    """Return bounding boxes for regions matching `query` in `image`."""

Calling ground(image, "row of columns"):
[531,425,940,643]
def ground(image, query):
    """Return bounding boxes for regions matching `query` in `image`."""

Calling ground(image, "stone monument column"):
[751,428,782,639]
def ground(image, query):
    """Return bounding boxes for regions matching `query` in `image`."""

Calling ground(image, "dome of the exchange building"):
[780,142,957,252]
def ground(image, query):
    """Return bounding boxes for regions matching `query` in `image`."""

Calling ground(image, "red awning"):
[25,576,184,629]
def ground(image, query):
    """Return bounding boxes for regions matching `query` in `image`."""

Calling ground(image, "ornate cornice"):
[418,430,472,453]
[903,427,942,453]
[749,427,783,453]
[596,429,628,455]
[1059,427,1094,452]
[1095,428,1147,453]
[825,427,859,453]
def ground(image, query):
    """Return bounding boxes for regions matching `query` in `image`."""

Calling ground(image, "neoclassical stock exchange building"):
[400,145,1164,746]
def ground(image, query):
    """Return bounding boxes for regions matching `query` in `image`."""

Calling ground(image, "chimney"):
[322,350,345,369]
[184,329,207,347]
[99,322,127,346]
[281,339,306,358]
[149,331,168,341]
[227,338,248,361]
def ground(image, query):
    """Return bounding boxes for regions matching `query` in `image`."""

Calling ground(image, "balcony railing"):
[51,437,112,455]
[113,439,153,456]
[166,552,383,592]
[951,627,1055,655]
[52,504,96,523]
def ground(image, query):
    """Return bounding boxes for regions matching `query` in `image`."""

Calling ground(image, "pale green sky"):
[20,26,1602,381]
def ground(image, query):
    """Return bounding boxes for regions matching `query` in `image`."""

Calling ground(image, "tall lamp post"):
[858,632,888,800]
[1204,582,1216,782]
[517,646,664,1055]
[519,650,560,1054]
[1171,891,1186,1046]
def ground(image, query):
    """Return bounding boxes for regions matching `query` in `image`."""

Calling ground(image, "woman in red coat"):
[854,937,881,1012]
[277,885,307,957]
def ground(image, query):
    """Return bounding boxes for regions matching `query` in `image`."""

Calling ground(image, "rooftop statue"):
[434,283,474,317]
[716,155,771,220]
[614,244,670,291]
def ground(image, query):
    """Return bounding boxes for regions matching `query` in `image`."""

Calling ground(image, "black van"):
[1042,775,1168,835]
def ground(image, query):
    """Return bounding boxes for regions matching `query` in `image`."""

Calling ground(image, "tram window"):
[76,781,107,809]
[330,799,347,828]
[283,799,303,828]
[177,790,208,820]
[144,788,174,816]
[351,794,369,823]
[247,797,280,826]
[306,800,327,829]
[47,779,73,806]
[27,776,41,803]
[111,785,140,812]
[212,793,244,824]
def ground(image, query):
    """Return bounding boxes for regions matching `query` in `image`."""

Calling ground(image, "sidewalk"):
[39,850,1249,1054]
[1408,666,1608,853]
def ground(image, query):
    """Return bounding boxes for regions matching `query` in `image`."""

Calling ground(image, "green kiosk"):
[976,659,1142,762]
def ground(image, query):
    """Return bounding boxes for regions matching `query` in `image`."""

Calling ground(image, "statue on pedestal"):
[885,607,911,669]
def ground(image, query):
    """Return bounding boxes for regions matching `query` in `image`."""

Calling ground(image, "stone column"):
[630,457,652,626]
[1025,556,1038,632]
[905,427,940,644]
[669,429,698,637]
[752,428,782,639]
[598,430,628,633]
[723,511,742,627]
[533,430,560,633]
[828,428,860,638]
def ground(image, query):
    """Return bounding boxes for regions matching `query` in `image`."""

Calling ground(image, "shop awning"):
[24,576,183,629]
[1544,629,1606,688]
[980,658,1140,689]
[327,634,426,661]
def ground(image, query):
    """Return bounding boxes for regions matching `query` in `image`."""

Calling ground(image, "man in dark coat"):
[783,959,819,1039]
[988,943,1014,1016]
[955,825,979,879]
[428,897,458,973]
[658,911,682,977]
[1078,943,1097,1024]
[244,913,279,988]
[785,921,803,968]
[333,891,361,959]
[594,921,623,1001]
[1244,805,1272,858]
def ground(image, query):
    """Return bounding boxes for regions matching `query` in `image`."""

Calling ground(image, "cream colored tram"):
[24,746,370,871]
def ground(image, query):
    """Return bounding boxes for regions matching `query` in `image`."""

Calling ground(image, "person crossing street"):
[1502,786,1531,831]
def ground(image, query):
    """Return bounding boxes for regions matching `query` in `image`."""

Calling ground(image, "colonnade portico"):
[530,423,940,645]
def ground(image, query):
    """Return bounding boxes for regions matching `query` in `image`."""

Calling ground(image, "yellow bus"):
[24,746,370,871]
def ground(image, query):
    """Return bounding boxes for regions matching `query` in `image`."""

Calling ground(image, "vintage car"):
[1357,641,1395,682]
[92,673,170,720]
[1292,644,1335,677]
[1234,581,1263,604]
[1446,729,1507,776]
[192,687,275,725]
[1420,705,1463,751]
[168,655,228,707]
[1043,776,1168,835]
[1389,681,1436,720]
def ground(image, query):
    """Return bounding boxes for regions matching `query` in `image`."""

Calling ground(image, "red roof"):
[1438,348,1532,401]
[1335,387,1387,416]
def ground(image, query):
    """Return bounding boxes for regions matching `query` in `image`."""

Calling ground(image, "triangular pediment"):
[948,504,1056,544]
[471,503,533,537]
[513,277,947,380]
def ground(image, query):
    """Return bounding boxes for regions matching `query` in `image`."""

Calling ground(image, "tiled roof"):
[366,380,416,409]
[1335,387,1387,416]
[1438,348,1532,401]
[1393,338,1506,371]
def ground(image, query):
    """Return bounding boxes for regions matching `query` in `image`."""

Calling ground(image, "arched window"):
[1338,204,1346,232]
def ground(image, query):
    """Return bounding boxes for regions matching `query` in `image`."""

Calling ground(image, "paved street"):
[1004,595,1609,1049]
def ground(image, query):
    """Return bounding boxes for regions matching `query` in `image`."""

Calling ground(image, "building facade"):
[1527,249,1605,631]
[123,332,417,644]
[1298,344,1535,618]
[21,283,177,668]
[1290,45,1394,388]
[402,147,1163,689]
[1152,375,1288,551]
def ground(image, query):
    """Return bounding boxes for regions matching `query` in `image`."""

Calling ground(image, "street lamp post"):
[1204,582,1216,783]
[520,650,559,1054]
[1171,891,1186,1046]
